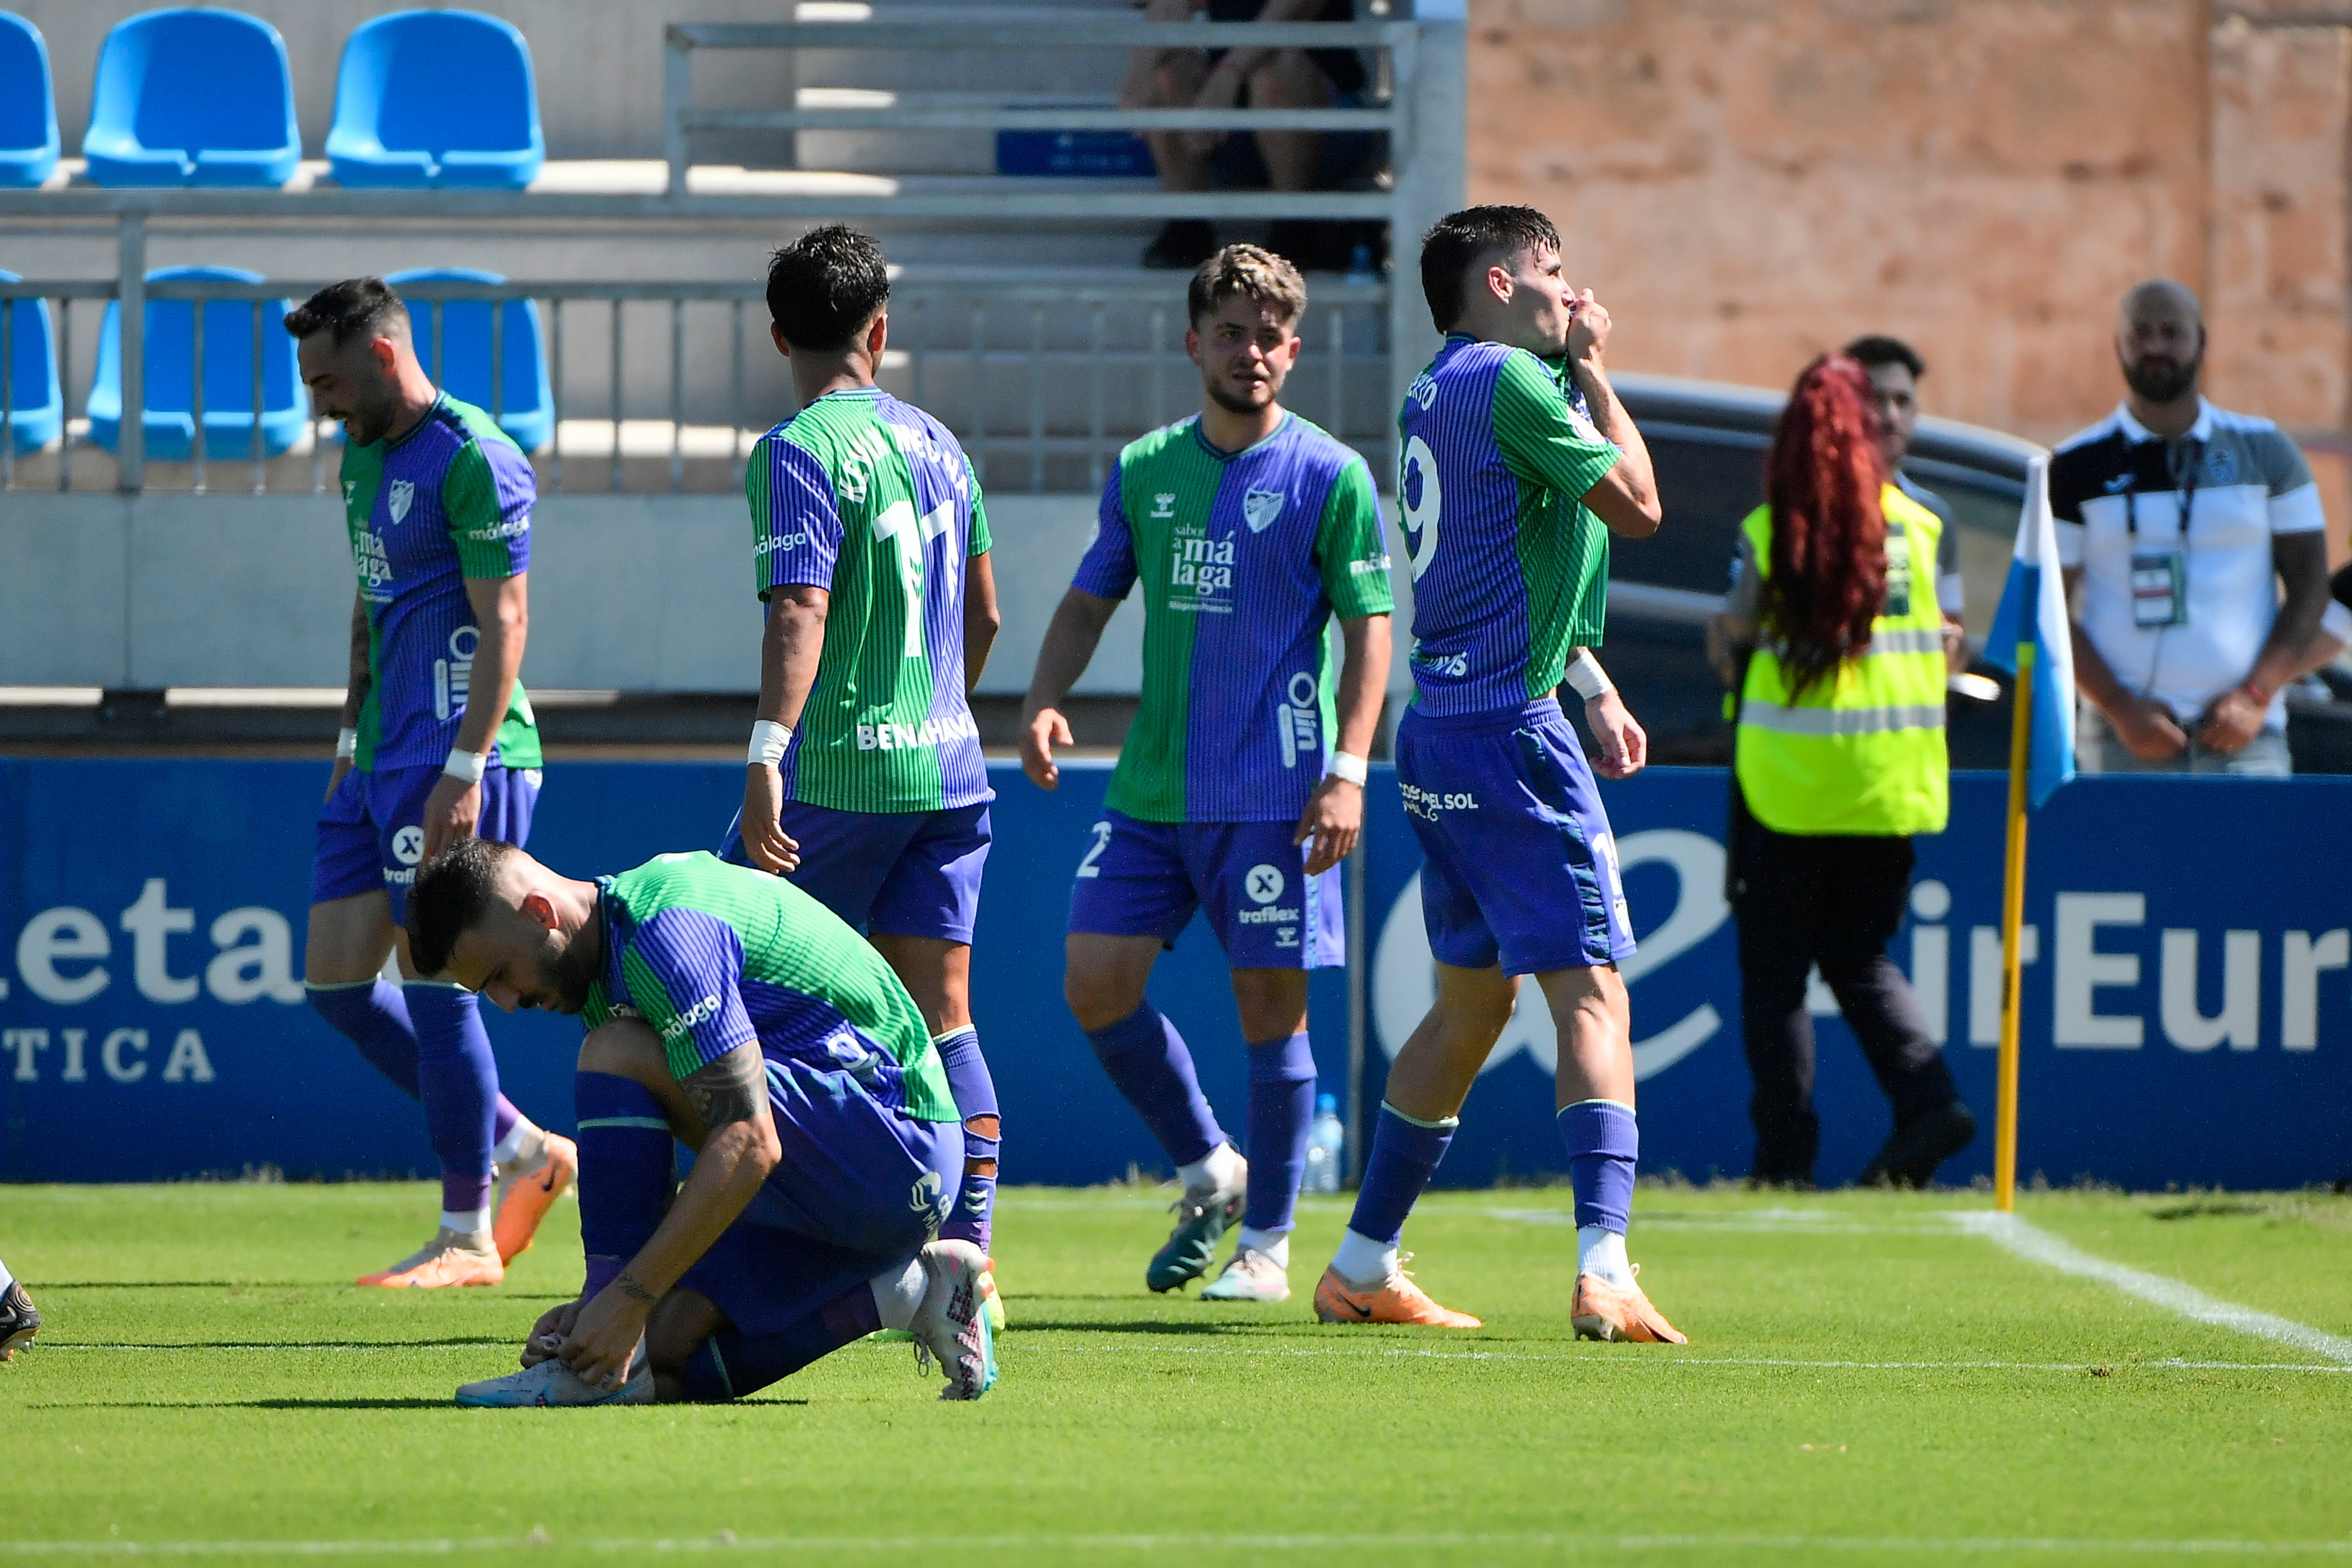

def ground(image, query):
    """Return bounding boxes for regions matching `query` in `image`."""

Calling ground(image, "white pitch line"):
[33,1342,2350,1376]
[1489,1207,1955,1235]
[1077,1342,2346,1375]
[3,1534,2351,1558]
[1950,1211,2352,1367]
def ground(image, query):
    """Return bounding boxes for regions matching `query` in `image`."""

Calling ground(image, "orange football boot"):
[492,1133,578,1264]
[357,1233,505,1289]
[1312,1256,1481,1328]
[1571,1266,1687,1343]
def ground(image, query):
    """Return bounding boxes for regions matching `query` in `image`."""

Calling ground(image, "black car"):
[1601,372,2352,772]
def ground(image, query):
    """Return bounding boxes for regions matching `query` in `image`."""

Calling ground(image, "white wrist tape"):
[2323,599,2352,644]
[442,748,487,784]
[335,727,358,760]
[1565,650,1613,701]
[750,720,793,767]
[1325,751,1369,787]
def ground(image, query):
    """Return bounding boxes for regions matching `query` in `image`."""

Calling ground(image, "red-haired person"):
[1716,355,1976,1190]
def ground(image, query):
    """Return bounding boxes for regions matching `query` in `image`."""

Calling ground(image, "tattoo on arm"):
[613,1269,660,1306]
[681,1042,767,1132]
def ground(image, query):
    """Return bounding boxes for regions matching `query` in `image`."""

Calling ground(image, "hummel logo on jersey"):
[1244,487,1284,533]
[910,1170,945,1223]
[387,479,415,524]
[1151,492,1177,520]
[661,994,723,1043]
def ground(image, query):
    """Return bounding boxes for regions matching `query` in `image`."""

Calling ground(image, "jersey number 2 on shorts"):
[874,498,960,658]
[1076,819,1112,879]
[1398,435,1441,582]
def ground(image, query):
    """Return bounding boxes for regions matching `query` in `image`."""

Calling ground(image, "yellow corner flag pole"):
[1994,644,2034,1213]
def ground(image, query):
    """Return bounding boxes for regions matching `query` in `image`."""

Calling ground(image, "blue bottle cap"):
[1316,1093,1338,1113]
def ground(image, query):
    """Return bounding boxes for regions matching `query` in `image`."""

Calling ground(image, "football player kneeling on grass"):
[0,1256,35,1361]
[407,839,995,1406]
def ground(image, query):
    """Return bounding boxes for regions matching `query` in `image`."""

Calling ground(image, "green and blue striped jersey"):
[581,851,956,1121]
[1073,413,1393,822]
[747,388,992,814]
[1395,337,1622,716]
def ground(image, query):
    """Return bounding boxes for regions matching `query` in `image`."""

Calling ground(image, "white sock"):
[1177,1142,1242,1199]
[1330,1228,1397,1286]
[441,1208,492,1239]
[492,1117,544,1174]
[869,1258,926,1331]
[1578,1225,1633,1288]
[0,1257,14,1294]
[1235,1227,1290,1269]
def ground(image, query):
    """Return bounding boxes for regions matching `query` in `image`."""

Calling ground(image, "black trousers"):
[1729,791,1959,1183]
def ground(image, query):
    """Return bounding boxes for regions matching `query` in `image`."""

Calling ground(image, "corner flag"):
[1977,453,2073,1213]
[1984,455,2075,808]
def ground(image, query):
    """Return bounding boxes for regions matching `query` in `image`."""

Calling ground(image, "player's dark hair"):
[1759,354,1889,701]
[766,225,890,351]
[406,836,520,978]
[1419,204,1562,333]
[1842,334,1926,380]
[1187,243,1307,330]
[284,277,409,348]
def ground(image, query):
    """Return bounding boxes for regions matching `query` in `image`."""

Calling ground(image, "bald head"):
[2115,278,2204,408]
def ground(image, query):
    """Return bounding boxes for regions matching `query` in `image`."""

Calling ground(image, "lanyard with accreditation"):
[2124,439,2199,631]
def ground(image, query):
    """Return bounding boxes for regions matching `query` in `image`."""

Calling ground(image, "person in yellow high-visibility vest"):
[1715,354,1976,1189]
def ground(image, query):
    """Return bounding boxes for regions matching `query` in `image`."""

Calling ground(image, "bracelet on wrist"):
[442,748,487,784]
[749,720,793,767]
[1325,751,1369,787]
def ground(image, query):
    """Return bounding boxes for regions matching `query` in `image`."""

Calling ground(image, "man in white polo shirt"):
[2051,279,2341,774]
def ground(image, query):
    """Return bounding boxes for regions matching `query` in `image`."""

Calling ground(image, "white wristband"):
[442,748,487,784]
[335,727,358,760]
[1325,751,1369,787]
[750,720,793,767]
[1565,651,1614,701]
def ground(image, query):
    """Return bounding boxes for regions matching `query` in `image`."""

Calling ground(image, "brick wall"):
[1465,0,2351,484]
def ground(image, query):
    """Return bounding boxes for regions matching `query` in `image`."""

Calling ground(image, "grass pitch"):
[3,1182,2349,1565]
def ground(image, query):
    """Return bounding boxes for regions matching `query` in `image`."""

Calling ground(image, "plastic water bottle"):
[1345,243,1377,283]
[1304,1094,1346,1194]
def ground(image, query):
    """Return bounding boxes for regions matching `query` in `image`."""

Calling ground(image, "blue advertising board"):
[2,759,2346,1190]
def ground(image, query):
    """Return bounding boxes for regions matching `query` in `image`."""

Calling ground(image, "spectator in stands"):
[1123,0,1365,271]
[2052,280,2337,774]
[1717,354,1975,1190]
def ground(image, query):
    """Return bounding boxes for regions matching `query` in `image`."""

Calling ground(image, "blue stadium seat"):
[385,269,553,451]
[0,269,63,453]
[83,9,300,188]
[86,266,305,461]
[328,11,544,190]
[0,14,61,188]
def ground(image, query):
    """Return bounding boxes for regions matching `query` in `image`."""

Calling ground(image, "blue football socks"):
[1242,1031,1316,1236]
[1085,1003,1223,1168]
[574,1071,674,1299]
[678,1285,879,1403]
[310,978,525,1203]
[933,1026,1000,1255]
[1558,1099,1638,1234]
[402,982,502,1218]
[307,979,423,1097]
[1343,1103,1458,1249]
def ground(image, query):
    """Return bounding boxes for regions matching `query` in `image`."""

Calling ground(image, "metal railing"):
[665,15,1411,186]
[0,10,1463,493]
[0,273,1391,497]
